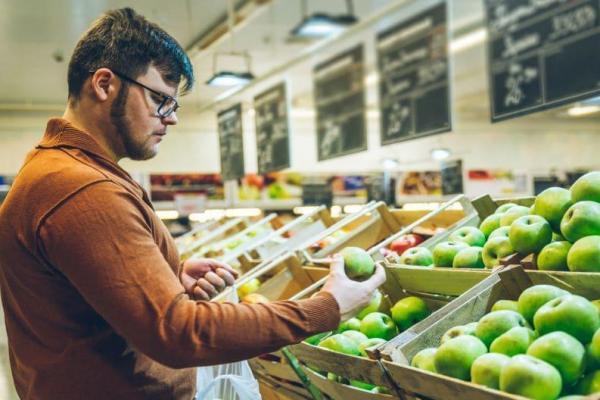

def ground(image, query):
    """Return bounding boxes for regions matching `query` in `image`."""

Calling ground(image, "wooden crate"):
[179,217,247,260]
[304,367,395,400]
[379,265,600,400]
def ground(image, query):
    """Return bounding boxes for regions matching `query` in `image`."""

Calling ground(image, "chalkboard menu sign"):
[377,3,451,145]
[302,182,333,207]
[485,0,600,122]
[441,159,464,195]
[313,45,367,161]
[217,104,245,181]
[254,83,290,174]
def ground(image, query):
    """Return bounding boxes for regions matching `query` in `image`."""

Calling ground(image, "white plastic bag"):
[195,285,261,400]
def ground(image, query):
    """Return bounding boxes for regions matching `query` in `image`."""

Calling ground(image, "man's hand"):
[180,258,238,301]
[320,254,386,321]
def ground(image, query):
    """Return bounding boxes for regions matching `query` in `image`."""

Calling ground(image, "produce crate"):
[303,367,395,400]
[174,219,221,253]
[378,265,600,400]
[179,217,247,260]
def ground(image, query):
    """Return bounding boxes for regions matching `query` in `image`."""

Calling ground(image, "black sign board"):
[313,45,367,161]
[441,159,464,195]
[254,83,291,175]
[377,3,451,145]
[217,104,245,181]
[302,182,333,208]
[485,0,600,122]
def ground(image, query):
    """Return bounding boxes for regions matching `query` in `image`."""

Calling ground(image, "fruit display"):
[405,283,600,399]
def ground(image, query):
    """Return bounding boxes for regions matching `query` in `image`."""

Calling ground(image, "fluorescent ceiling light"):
[431,148,451,160]
[156,210,179,220]
[206,71,255,87]
[225,208,262,217]
[343,204,364,214]
[293,206,320,215]
[450,28,487,54]
[291,13,357,38]
[567,105,600,117]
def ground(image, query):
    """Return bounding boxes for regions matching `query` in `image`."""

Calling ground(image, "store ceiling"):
[0,0,484,112]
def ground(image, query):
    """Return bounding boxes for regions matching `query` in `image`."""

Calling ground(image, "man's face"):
[110,66,178,161]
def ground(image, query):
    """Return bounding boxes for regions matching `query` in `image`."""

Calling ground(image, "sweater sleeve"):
[38,181,340,368]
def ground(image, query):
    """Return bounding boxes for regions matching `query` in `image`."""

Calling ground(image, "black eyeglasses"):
[111,70,179,118]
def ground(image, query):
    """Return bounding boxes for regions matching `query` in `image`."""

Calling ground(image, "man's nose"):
[161,111,178,125]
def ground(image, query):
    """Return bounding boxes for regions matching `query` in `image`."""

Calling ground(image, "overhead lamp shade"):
[290,13,357,38]
[206,71,255,87]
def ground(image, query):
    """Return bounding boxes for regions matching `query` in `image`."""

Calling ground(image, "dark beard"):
[110,85,152,161]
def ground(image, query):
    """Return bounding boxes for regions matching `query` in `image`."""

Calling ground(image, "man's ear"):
[89,68,118,102]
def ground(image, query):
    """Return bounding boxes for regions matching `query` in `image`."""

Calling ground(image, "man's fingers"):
[203,258,239,278]
[197,279,219,298]
[180,273,197,292]
[366,263,386,291]
[205,271,226,291]
[329,254,345,277]
[215,268,236,286]
[193,286,210,301]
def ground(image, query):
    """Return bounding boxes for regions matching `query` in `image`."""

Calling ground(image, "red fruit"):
[389,234,424,255]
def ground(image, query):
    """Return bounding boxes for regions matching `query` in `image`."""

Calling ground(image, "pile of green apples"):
[398,171,600,272]
[410,284,600,400]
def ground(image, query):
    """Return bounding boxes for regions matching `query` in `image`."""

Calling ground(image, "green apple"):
[304,331,331,345]
[358,338,386,357]
[575,370,600,395]
[471,353,510,390]
[537,241,572,271]
[585,329,600,371]
[341,247,375,280]
[440,322,478,344]
[567,236,600,272]
[534,295,600,344]
[553,232,565,241]
[359,312,398,340]
[434,335,487,381]
[480,214,502,238]
[491,300,519,313]
[476,310,529,347]
[527,331,585,386]
[561,201,600,243]
[593,299,600,315]
[453,246,485,268]
[557,396,588,400]
[509,215,553,255]
[496,203,518,214]
[482,236,514,268]
[349,380,376,391]
[517,284,569,325]
[532,187,573,232]
[337,317,361,333]
[571,171,600,203]
[490,327,537,356]
[433,241,469,268]
[449,227,486,247]
[342,330,369,346]
[500,355,562,400]
[318,333,361,355]
[391,296,430,331]
[357,290,382,319]
[500,205,530,227]
[399,247,434,267]
[489,226,510,240]
[371,386,391,394]
[411,347,437,373]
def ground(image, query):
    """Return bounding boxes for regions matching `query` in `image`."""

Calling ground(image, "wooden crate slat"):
[304,367,397,400]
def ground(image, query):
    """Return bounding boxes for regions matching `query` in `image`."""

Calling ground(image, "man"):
[0,8,385,400]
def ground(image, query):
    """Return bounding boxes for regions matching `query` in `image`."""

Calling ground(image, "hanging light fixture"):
[206,0,255,87]
[290,0,358,39]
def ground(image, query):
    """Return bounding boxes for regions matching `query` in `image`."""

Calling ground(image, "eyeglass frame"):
[90,69,180,118]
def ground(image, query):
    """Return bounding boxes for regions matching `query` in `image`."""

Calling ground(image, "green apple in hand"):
[341,247,375,280]
[517,284,569,325]
[560,201,600,243]
[500,205,530,227]
[532,187,573,232]
[358,338,386,357]
[390,296,430,331]
[527,331,585,386]
[411,347,437,373]
[471,353,510,390]
[570,171,600,203]
[534,294,600,344]
[490,326,537,356]
[496,203,518,214]
[476,310,529,347]
[357,290,382,319]
[482,236,514,268]
[440,322,478,344]
[434,335,487,381]
[449,227,486,247]
[489,226,510,240]
[500,355,562,400]
[537,241,571,271]
[318,333,361,355]
[567,236,600,272]
[509,215,553,255]
[399,247,433,267]
[337,317,361,333]
[433,241,469,268]
[480,214,502,238]
[491,299,519,313]
[360,312,398,340]
[453,246,485,268]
